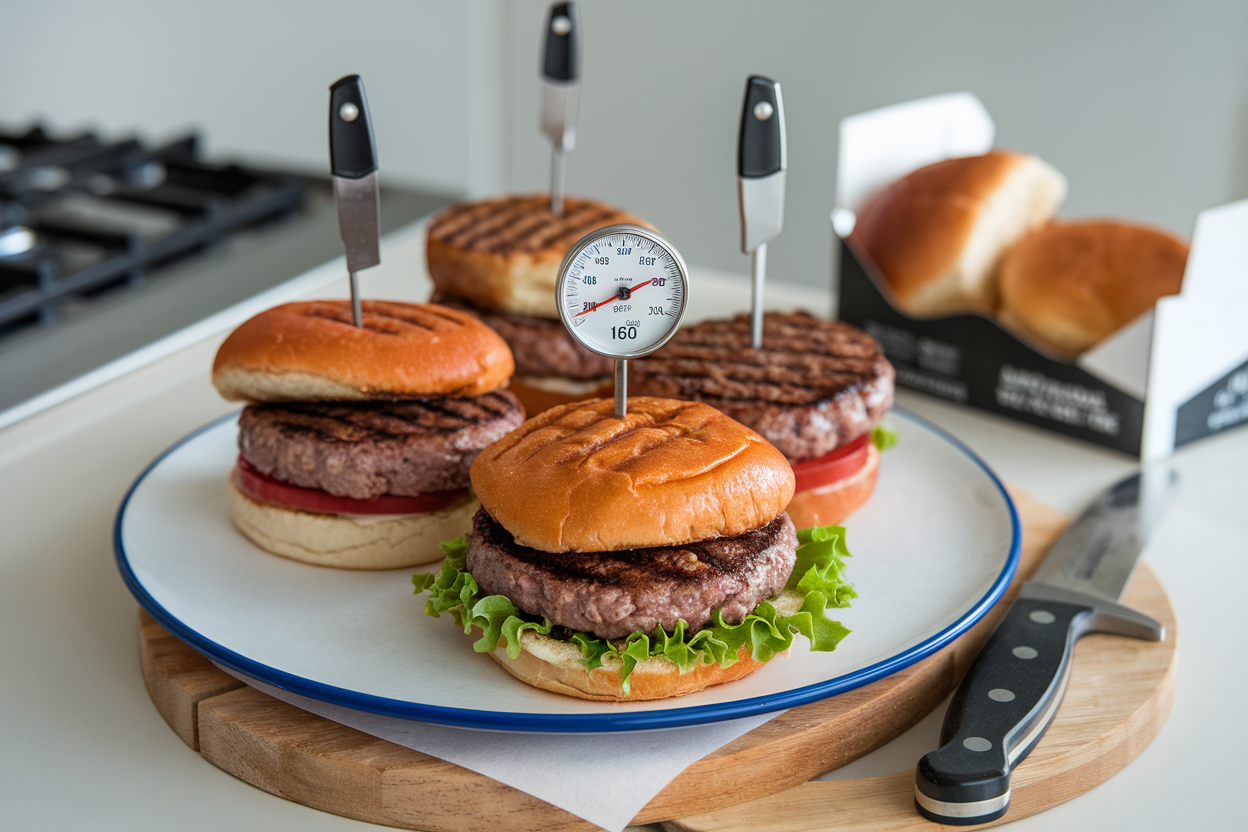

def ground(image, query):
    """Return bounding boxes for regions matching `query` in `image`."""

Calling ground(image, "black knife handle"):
[542,2,580,83]
[915,584,1163,825]
[738,76,784,179]
[329,75,377,179]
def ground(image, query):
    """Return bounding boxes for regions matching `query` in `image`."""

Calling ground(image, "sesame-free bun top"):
[426,194,654,319]
[212,300,514,402]
[852,150,1066,317]
[998,220,1188,357]
[470,397,795,553]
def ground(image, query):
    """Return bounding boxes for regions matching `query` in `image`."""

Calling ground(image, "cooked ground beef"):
[238,390,523,499]
[465,508,797,640]
[431,292,613,380]
[630,312,894,463]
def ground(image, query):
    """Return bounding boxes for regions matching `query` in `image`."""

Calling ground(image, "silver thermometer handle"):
[737,75,786,349]
[541,2,580,217]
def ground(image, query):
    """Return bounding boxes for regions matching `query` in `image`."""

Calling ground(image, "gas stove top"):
[0,125,451,423]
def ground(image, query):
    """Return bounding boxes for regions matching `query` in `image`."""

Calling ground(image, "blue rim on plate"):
[115,407,1020,733]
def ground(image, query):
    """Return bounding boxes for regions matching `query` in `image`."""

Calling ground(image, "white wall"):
[4,1,1248,291]
[0,0,508,195]
[504,0,1248,288]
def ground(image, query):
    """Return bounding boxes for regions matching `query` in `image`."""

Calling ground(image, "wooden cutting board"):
[137,489,1177,831]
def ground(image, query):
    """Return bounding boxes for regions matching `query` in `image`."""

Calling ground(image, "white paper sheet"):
[217,665,777,832]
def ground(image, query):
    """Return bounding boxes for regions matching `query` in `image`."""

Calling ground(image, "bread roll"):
[852,151,1067,317]
[998,220,1188,356]
[426,195,654,319]
[471,397,795,553]
[490,629,767,701]
[212,300,514,402]
[228,480,478,569]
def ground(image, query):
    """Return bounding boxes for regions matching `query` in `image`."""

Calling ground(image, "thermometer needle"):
[574,279,655,316]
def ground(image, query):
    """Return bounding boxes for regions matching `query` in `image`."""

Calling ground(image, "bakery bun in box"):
[852,150,1066,317]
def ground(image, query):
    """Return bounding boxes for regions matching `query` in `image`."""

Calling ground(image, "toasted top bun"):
[998,220,1188,356]
[426,194,653,319]
[852,150,1067,317]
[471,397,795,553]
[212,300,514,402]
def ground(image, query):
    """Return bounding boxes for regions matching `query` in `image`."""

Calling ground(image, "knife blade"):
[914,468,1175,825]
[737,75,786,348]
[329,74,380,327]
[540,2,580,217]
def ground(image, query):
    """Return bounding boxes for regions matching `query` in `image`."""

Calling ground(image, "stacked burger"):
[425,194,654,414]
[415,397,856,701]
[213,299,523,569]
[631,313,896,530]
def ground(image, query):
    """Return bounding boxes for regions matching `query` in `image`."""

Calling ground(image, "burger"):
[212,299,524,569]
[413,397,856,701]
[425,194,654,415]
[630,312,895,530]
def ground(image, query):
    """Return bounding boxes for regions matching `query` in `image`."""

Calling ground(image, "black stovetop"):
[0,125,452,420]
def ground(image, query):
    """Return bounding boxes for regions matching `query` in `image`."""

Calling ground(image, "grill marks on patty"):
[631,313,895,463]
[466,509,798,640]
[427,195,636,255]
[238,391,524,499]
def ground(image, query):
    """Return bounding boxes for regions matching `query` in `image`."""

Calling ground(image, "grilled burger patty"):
[431,293,613,380]
[631,313,895,463]
[428,195,634,257]
[238,391,524,500]
[465,508,798,640]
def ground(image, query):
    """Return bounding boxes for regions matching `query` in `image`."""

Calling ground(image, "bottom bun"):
[785,442,879,530]
[489,629,771,701]
[509,375,612,417]
[228,480,478,569]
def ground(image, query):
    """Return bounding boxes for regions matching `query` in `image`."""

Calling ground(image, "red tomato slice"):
[232,457,466,516]
[791,433,872,493]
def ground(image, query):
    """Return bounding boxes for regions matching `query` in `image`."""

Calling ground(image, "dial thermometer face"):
[556,224,689,359]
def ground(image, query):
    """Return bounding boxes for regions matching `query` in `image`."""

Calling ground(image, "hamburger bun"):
[489,629,768,701]
[228,479,478,569]
[852,150,1067,317]
[786,442,880,529]
[426,195,654,319]
[212,300,514,403]
[471,397,796,553]
[998,220,1188,356]
[508,375,613,417]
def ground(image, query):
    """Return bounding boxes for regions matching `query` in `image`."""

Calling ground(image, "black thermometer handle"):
[542,2,580,83]
[329,75,378,179]
[738,75,784,178]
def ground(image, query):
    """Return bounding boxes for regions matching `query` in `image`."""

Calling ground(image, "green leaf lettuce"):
[412,525,856,694]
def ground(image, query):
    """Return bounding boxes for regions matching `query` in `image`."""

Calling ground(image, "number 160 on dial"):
[556,224,690,360]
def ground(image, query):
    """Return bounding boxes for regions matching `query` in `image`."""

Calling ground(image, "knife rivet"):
[1029,610,1056,624]
[552,15,571,35]
[963,737,992,752]
[339,102,360,122]
[753,101,774,121]
[988,688,1016,702]
[1013,646,1038,660]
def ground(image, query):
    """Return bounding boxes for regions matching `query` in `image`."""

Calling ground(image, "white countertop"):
[1,222,1243,831]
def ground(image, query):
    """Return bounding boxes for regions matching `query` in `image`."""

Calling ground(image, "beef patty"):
[431,292,612,380]
[630,313,894,463]
[238,390,524,499]
[465,508,798,640]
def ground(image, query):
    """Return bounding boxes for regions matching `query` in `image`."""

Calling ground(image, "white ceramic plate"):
[115,409,1018,732]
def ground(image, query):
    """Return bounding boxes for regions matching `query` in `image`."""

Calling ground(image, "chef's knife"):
[540,2,580,217]
[915,468,1175,825]
[737,75,786,349]
[329,74,380,327]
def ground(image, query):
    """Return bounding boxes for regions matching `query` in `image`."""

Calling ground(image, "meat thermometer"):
[556,224,690,418]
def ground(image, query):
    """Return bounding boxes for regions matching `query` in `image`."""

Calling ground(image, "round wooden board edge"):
[134,489,1089,831]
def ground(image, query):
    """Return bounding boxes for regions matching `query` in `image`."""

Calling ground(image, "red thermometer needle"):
[574,279,655,316]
